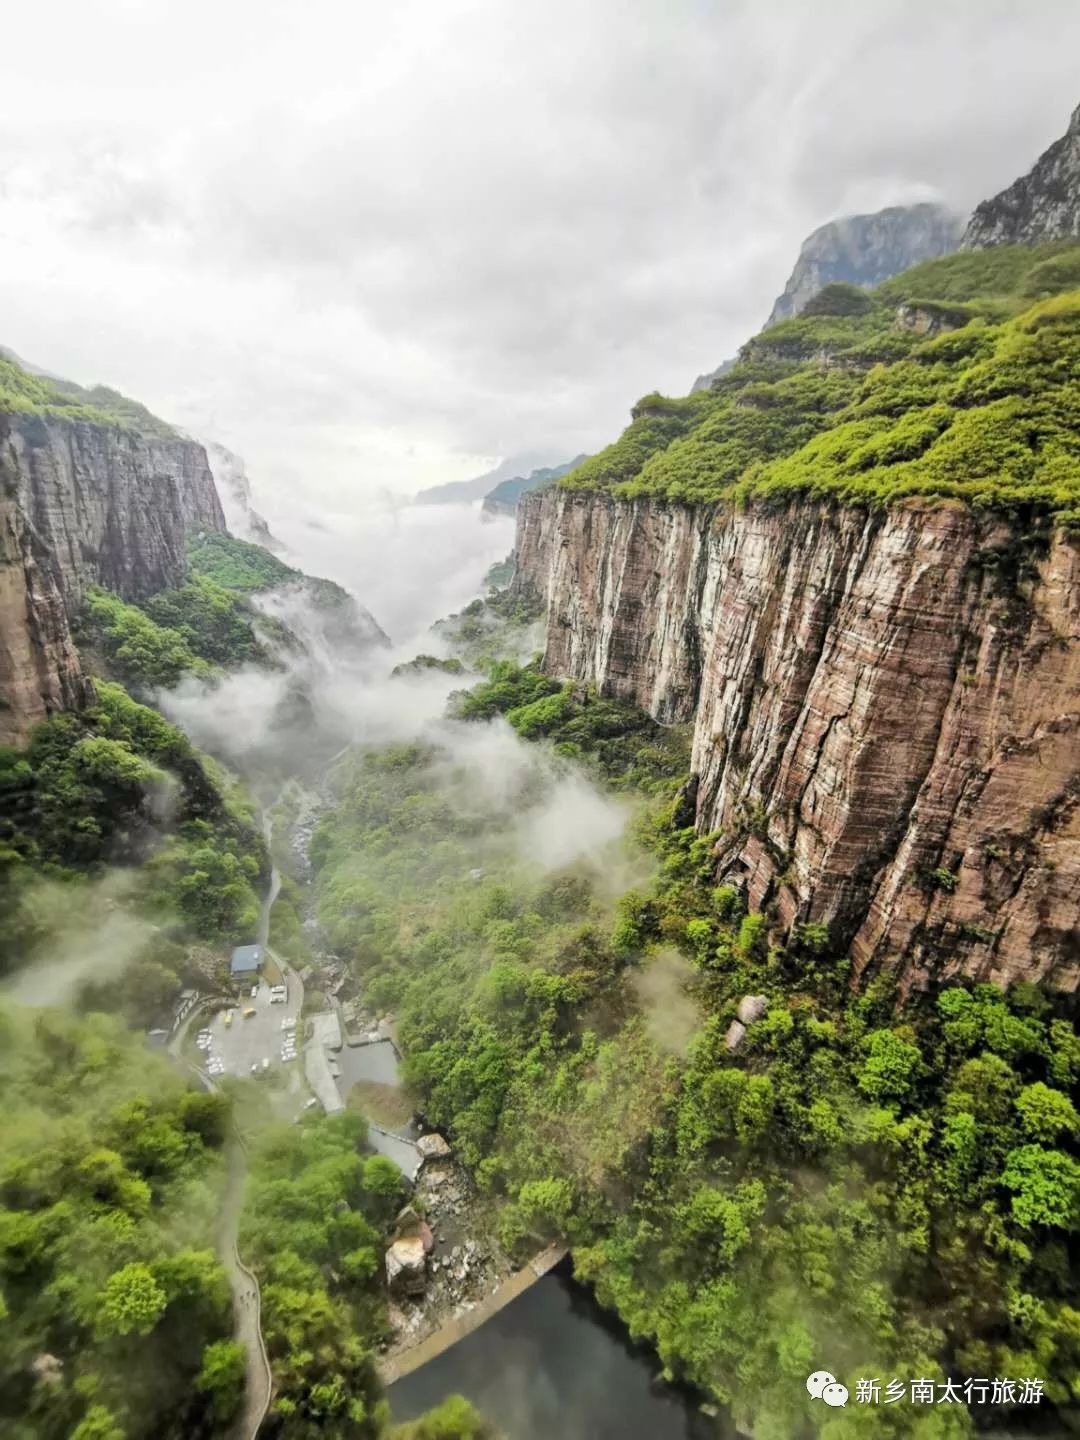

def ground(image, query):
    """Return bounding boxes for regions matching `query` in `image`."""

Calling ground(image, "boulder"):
[417,1132,452,1161]
[30,1354,63,1386]
[724,1020,747,1052]
[736,994,767,1025]
[386,1235,427,1296]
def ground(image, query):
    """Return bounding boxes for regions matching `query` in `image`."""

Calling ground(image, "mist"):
[156,479,652,966]
[262,496,516,644]
[425,717,641,879]
[2,871,158,1008]
[158,496,516,775]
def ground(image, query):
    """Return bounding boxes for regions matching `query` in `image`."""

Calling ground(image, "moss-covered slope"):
[561,243,1080,523]
[0,350,179,438]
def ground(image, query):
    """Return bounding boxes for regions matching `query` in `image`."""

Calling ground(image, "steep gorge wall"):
[0,413,226,745]
[515,489,1080,991]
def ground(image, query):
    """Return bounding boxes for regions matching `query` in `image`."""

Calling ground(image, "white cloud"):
[1,0,1078,506]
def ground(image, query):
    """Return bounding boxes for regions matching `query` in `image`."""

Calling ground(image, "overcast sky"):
[1,1,1078,504]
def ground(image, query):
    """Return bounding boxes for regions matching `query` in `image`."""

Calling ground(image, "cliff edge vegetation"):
[562,244,1080,523]
[0,352,179,438]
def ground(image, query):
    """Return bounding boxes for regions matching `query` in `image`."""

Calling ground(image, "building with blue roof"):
[230,944,264,976]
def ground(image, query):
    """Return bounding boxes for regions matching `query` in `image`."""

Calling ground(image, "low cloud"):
[3,871,157,1009]
[2,3,1079,504]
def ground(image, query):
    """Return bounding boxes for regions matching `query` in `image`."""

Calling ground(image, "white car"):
[250,985,259,998]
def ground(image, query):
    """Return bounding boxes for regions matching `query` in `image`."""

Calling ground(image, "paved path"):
[221,1133,273,1440]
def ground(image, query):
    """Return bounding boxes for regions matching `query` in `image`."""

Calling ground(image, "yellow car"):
[224,1011,233,1028]
[243,1007,256,1019]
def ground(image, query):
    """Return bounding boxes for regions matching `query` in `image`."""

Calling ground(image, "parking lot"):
[195,970,303,1080]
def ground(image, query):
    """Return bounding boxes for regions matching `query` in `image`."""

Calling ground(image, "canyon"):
[515,488,1080,991]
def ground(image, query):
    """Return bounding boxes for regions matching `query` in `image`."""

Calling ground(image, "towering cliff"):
[963,102,1080,248]
[516,240,1080,992]
[0,356,226,744]
[517,490,1079,991]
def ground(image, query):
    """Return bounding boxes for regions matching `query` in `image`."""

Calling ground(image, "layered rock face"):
[0,413,225,744]
[963,103,1080,248]
[516,488,1080,991]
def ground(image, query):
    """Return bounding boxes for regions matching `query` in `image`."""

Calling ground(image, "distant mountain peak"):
[413,452,559,506]
[480,455,589,517]
[691,201,961,392]
[765,201,963,328]
[961,101,1080,249]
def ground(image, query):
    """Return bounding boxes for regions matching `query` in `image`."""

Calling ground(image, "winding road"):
[167,817,286,1440]
[221,1131,274,1440]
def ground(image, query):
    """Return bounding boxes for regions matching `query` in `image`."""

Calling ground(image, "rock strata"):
[515,488,1080,991]
[0,413,226,743]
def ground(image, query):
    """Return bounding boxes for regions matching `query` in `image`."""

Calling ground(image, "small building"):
[230,944,264,978]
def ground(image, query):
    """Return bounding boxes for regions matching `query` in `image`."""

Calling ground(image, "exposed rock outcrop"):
[203,441,282,551]
[0,413,226,744]
[766,202,962,328]
[691,203,961,393]
[515,488,1080,992]
[963,102,1080,248]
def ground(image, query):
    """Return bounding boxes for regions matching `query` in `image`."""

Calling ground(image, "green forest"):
[560,243,1080,523]
[4,228,1080,1436]
[4,528,1079,1436]
[310,658,1080,1439]
[0,353,179,437]
[0,1005,236,1439]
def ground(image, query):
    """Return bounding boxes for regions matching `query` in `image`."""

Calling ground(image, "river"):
[389,1258,725,1440]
